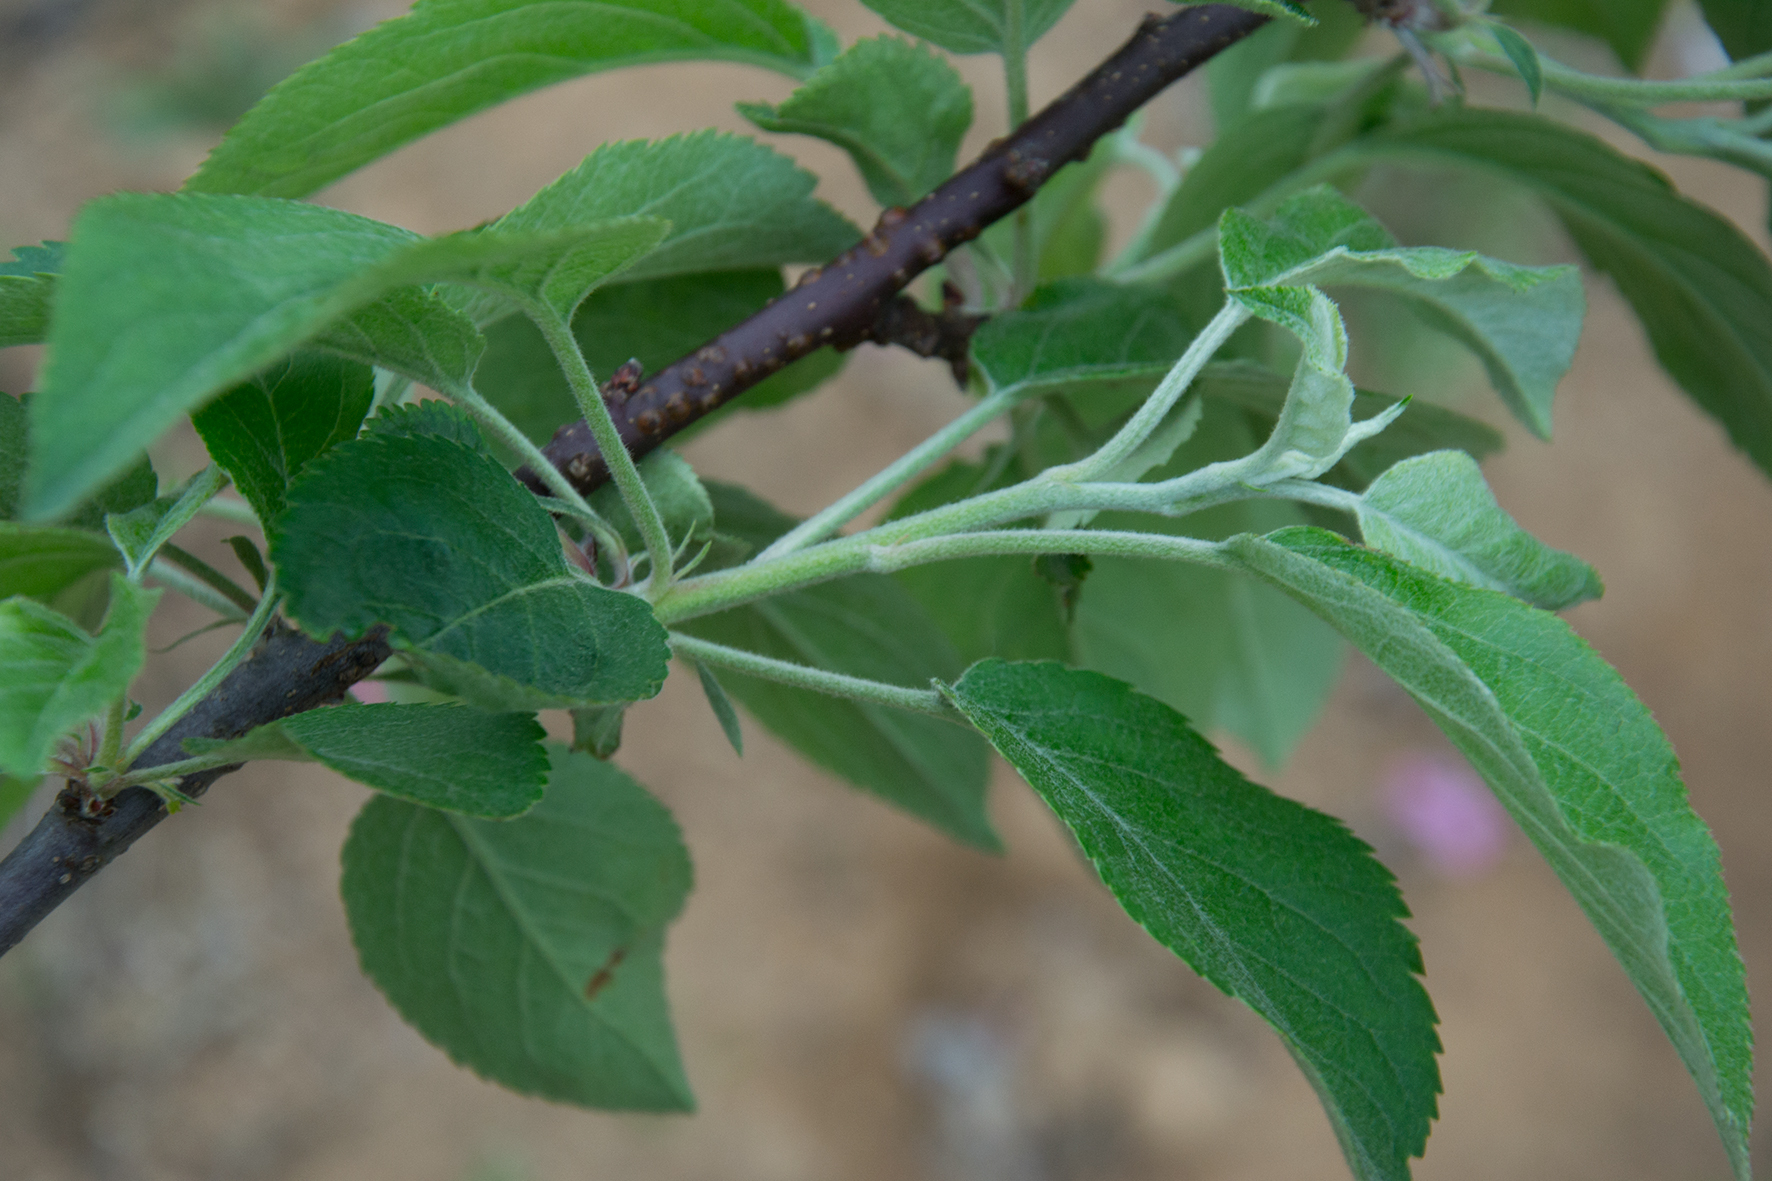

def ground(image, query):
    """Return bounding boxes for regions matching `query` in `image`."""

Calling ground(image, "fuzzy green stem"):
[196,496,260,527]
[97,695,126,773]
[669,632,949,716]
[120,578,282,773]
[159,543,259,614]
[758,386,1024,560]
[1455,42,1772,105]
[145,559,247,621]
[528,303,675,590]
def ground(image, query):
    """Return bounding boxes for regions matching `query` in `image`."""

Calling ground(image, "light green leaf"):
[857,0,1076,55]
[586,449,713,559]
[1348,109,1772,480]
[0,524,122,602]
[1358,450,1602,610]
[342,743,694,1109]
[0,242,61,348]
[489,133,858,288]
[105,467,226,579]
[310,287,488,393]
[186,0,827,199]
[1487,0,1669,71]
[1219,187,1583,438]
[29,192,668,519]
[1193,360,1506,490]
[186,701,547,817]
[192,352,374,525]
[1489,23,1544,106]
[0,576,157,778]
[740,35,972,207]
[1206,3,1368,131]
[272,413,670,709]
[570,703,626,759]
[944,659,1439,1181]
[692,661,744,756]
[1224,526,1752,1179]
[0,774,39,830]
[682,482,997,849]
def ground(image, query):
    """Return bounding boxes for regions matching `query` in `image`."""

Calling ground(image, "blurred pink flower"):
[1383,753,1510,878]
[349,679,389,704]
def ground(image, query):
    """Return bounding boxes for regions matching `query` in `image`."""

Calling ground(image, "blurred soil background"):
[0,1,1769,1179]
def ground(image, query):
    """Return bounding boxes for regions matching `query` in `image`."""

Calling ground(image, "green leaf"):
[944,659,1440,1181]
[0,241,61,348]
[29,192,666,519]
[342,743,694,1109]
[1193,360,1506,489]
[1358,451,1602,610]
[186,0,827,199]
[272,414,670,709]
[1219,187,1584,439]
[971,278,1193,423]
[1487,0,1669,71]
[886,452,1069,665]
[1350,108,1772,479]
[435,216,673,324]
[494,133,856,291]
[740,35,972,208]
[0,524,122,602]
[104,466,226,580]
[1698,0,1772,61]
[586,449,713,559]
[1075,408,1343,767]
[692,661,744,755]
[192,352,374,525]
[310,287,488,394]
[0,392,24,521]
[1488,23,1544,106]
[476,269,846,449]
[1205,2,1369,131]
[0,575,158,778]
[683,482,997,848]
[0,773,39,830]
[365,398,495,454]
[857,0,1076,55]
[1224,526,1752,1179]
[186,702,547,817]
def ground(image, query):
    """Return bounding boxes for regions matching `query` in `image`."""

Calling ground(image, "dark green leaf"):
[192,352,375,525]
[945,659,1440,1181]
[342,744,694,1109]
[0,576,157,778]
[187,0,828,199]
[1698,0,1772,61]
[740,35,971,208]
[1358,451,1602,610]
[0,524,122,601]
[363,398,493,454]
[692,661,744,756]
[1487,0,1670,71]
[1350,110,1772,470]
[857,0,1076,55]
[186,702,547,817]
[0,392,24,521]
[60,458,158,534]
[272,415,670,709]
[683,482,997,848]
[1225,527,1752,1179]
[0,241,61,348]
[310,287,488,393]
[225,535,268,592]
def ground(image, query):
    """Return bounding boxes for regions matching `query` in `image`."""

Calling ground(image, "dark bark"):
[518,3,1269,498]
[0,4,1272,954]
[0,625,389,955]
